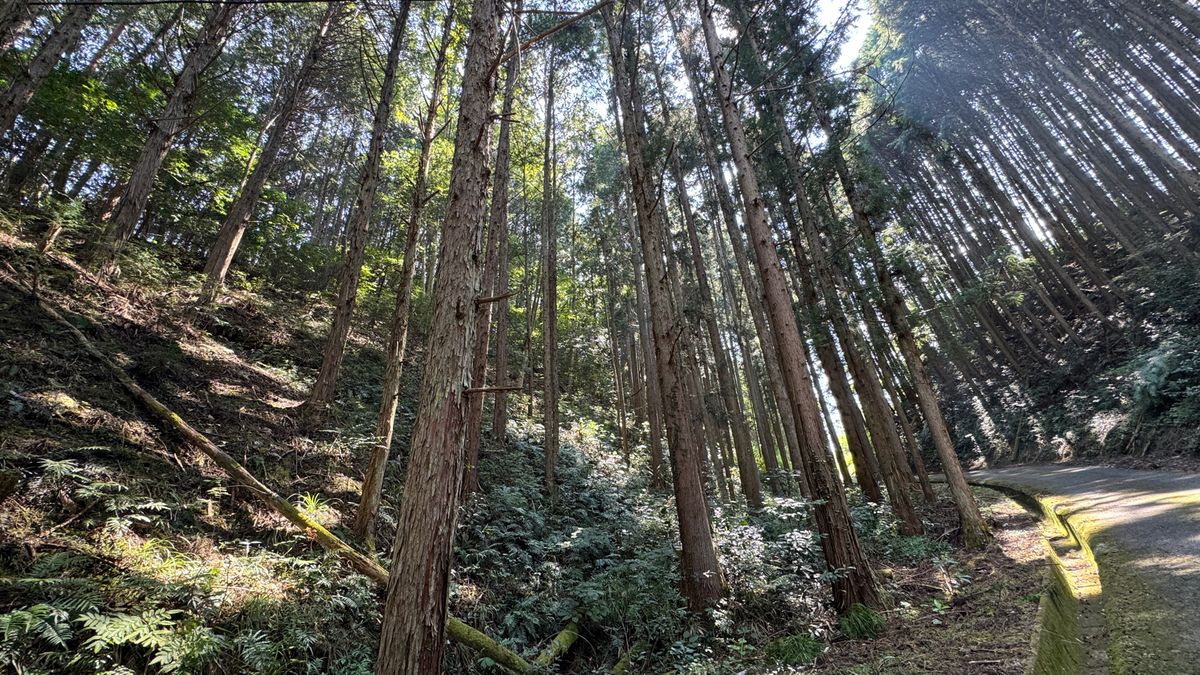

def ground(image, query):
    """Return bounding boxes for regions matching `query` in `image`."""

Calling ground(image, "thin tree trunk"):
[303,4,411,423]
[0,3,96,139]
[605,263,632,464]
[96,3,239,269]
[198,2,344,305]
[352,3,446,545]
[541,46,560,500]
[694,0,877,610]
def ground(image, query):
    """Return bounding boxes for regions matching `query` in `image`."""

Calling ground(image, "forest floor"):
[812,487,1045,675]
[1,230,1048,673]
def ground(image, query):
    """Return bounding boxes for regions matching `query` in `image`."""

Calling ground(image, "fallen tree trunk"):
[534,620,581,668]
[611,641,646,675]
[1,268,536,673]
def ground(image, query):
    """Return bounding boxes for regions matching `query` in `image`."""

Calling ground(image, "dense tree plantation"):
[1,0,1198,671]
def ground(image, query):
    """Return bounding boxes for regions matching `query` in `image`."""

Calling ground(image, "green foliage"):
[1129,337,1200,425]
[887,534,950,564]
[839,604,885,640]
[454,435,690,662]
[77,608,220,673]
[0,604,74,656]
[765,633,823,665]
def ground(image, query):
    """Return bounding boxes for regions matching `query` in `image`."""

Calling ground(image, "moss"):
[839,603,885,640]
[971,478,1194,675]
[766,634,823,665]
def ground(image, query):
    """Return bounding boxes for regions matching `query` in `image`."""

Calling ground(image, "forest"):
[1,0,1198,672]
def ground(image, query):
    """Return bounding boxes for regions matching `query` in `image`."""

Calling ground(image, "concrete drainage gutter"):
[961,476,1187,675]
[967,480,1108,674]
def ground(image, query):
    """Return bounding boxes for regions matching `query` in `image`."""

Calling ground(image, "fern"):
[236,628,278,671]
[0,603,73,651]
[27,551,81,577]
[80,609,178,653]
[39,458,82,480]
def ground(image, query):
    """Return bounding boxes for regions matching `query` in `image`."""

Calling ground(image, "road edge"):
[964,474,1186,675]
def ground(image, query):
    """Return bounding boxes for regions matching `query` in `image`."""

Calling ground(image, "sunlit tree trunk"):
[303,3,411,424]
[198,2,344,305]
[374,0,504,668]
[96,3,240,269]
[695,0,877,610]
[604,2,725,610]
[353,2,448,545]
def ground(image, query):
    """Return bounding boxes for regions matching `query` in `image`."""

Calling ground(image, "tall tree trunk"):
[198,2,344,305]
[353,2,447,545]
[773,182,920,532]
[95,3,239,269]
[465,14,519,492]
[694,0,877,610]
[541,46,560,499]
[665,3,807,490]
[604,260,632,464]
[374,0,504,668]
[628,216,667,487]
[803,82,990,550]
[0,3,95,139]
[650,51,762,508]
[303,4,411,423]
[604,2,725,610]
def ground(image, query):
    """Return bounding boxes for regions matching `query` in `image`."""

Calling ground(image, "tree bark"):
[694,0,877,610]
[374,0,504,668]
[465,14,519,493]
[541,45,560,499]
[96,3,240,269]
[0,0,33,52]
[303,4,411,423]
[353,3,447,545]
[0,3,96,139]
[198,2,344,305]
[604,2,725,610]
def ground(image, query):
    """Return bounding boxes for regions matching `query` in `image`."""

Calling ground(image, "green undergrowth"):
[2,229,995,673]
[938,256,1200,466]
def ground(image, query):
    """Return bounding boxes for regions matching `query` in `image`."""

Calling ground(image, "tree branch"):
[499,0,612,63]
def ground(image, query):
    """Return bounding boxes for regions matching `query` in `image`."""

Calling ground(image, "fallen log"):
[2,269,535,673]
[611,640,646,674]
[534,620,581,667]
